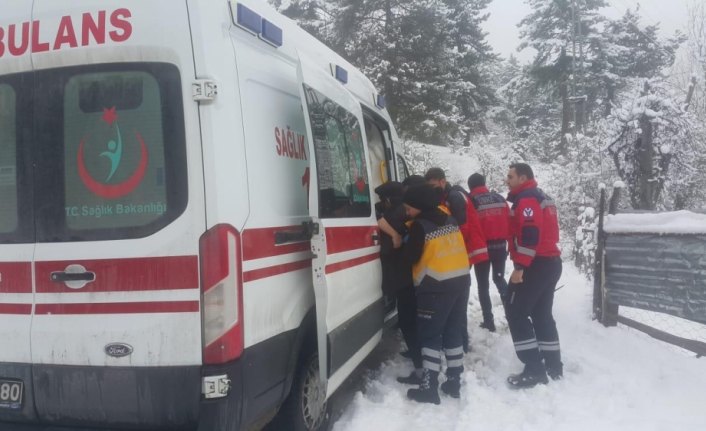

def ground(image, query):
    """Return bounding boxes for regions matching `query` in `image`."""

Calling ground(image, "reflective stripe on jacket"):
[411,218,471,292]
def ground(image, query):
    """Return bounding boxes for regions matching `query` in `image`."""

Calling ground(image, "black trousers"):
[397,286,422,368]
[417,285,467,376]
[461,281,470,352]
[505,256,563,372]
[473,245,508,322]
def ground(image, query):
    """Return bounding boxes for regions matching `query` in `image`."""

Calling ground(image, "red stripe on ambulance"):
[325,252,380,274]
[0,262,32,293]
[35,256,198,293]
[35,301,198,315]
[0,303,32,315]
[243,259,312,282]
[325,226,378,254]
[242,226,311,261]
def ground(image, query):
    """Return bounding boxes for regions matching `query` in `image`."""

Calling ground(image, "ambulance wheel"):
[281,351,332,431]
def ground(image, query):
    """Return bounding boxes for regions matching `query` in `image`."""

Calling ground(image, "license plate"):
[0,379,23,410]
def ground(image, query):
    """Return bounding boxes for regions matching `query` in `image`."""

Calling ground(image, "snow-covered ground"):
[338,141,706,430]
[333,263,706,431]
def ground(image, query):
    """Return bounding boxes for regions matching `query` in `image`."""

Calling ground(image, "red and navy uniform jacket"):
[443,185,488,265]
[506,179,560,269]
[470,185,511,250]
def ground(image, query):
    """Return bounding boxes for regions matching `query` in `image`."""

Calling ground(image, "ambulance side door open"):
[297,55,383,397]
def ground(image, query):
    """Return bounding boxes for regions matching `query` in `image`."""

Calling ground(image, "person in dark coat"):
[402,174,427,188]
[375,181,423,376]
[401,184,470,404]
[424,168,467,225]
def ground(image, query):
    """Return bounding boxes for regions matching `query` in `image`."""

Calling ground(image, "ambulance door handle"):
[51,271,96,283]
[372,233,380,245]
[274,221,318,245]
[50,264,96,290]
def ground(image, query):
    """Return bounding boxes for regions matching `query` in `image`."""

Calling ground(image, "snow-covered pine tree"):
[272,0,499,147]
[270,0,336,44]
[518,0,606,155]
[596,8,684,116]
[605,78,705,210]
[443,0,499,144]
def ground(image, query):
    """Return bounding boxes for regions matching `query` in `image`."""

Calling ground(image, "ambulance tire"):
[278,350,333,431]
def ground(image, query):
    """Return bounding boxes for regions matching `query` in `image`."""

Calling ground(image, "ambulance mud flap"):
[32,364,201,429]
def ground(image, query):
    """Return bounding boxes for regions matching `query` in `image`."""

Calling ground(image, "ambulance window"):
[0,84,18,234]
[364,117,389,187]
[303,85,371,218]
[396,154,409,181]
[32,63,188,242]
[78,75,144,112]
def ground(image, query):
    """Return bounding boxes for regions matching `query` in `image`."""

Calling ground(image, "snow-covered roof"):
[604,211,706,234]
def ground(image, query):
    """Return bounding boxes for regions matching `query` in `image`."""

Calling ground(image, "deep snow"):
[333,264,706,431]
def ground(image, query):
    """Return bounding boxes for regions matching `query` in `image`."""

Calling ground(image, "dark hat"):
[402,174,426,188]
[374,181,404,199]
[468,173,485,190]
[403,184,441,211]
[424,167,446,181]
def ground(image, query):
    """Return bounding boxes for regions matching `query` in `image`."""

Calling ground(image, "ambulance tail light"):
[199,224,244,365]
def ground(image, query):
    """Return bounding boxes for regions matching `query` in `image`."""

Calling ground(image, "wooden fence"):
[593,185,706,357]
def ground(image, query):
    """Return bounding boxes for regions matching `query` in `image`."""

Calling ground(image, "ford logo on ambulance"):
[105,343,133,358]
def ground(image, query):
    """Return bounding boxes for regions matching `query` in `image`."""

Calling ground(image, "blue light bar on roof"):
[236,4,261,35]
[376,94,386,109]
[334,65,348,84]
[261,19,283,47]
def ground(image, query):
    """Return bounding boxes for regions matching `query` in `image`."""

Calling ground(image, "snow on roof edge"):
[604,210,706,235]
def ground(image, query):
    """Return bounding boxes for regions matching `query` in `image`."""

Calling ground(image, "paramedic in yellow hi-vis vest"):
[401,184,471,404]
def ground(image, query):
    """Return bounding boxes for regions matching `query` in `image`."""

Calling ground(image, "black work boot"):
[407,369,440,405]
[507,365,548,389]
[479,319,496,332]
[397,369,422,385]
[440,374,461,398]
[542,351,563,381]
[545,362,563,381]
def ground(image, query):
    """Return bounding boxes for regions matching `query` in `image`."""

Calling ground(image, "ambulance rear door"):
[0,1,37,423]
[297,55,383,397]
[27,1,206,427]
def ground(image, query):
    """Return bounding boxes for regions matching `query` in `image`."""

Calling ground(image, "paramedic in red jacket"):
[505,163,563,388]
[468,173,510,332]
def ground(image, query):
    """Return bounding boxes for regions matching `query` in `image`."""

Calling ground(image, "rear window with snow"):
[62,71,169,231]
[31,63,188,242]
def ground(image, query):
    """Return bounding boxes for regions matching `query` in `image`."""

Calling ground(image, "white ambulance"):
[0,1,410,430]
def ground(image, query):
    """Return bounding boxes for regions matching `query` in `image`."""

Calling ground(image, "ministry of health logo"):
[77,106,149,199]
